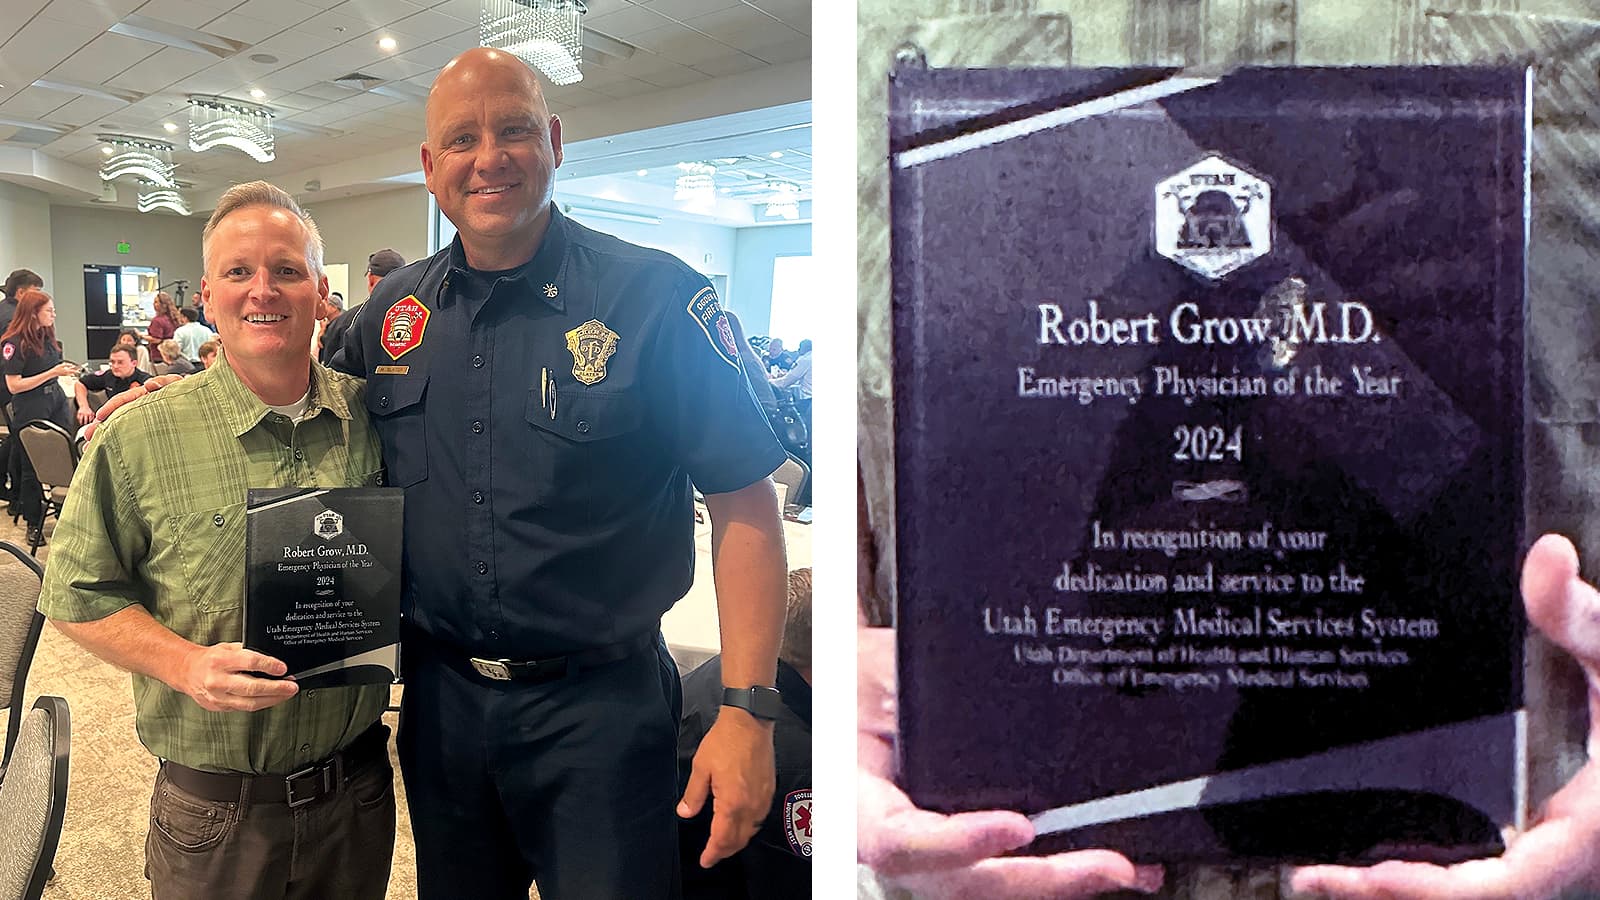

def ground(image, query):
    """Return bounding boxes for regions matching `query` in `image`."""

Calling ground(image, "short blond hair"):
[781,568,811,673]
[202,180,324,277]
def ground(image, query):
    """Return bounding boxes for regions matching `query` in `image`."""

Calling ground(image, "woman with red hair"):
[2,287,78,543]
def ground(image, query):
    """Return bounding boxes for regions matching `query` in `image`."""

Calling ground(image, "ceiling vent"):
[334,72,384,91]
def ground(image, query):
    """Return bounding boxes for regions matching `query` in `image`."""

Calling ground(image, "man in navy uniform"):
[333,48,789,900]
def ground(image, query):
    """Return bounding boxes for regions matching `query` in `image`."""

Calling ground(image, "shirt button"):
[378,396,390,409]
[294,449,304,461]
[300,743,310,753]
[471,421,483,434]
[472,355,483,368]
[212,514,224,527]
[472,491,483,504]
[476,561,488,575]
[576,420,590,434]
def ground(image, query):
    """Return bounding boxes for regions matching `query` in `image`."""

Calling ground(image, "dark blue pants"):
[398,635,683,900]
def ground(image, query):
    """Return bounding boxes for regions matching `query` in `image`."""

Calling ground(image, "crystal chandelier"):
[137,181,190,216]
[97,135,177,188]
[762,182,801,220]
[188,95,275,162]
[481,0,587,86]
[673,162,717,207]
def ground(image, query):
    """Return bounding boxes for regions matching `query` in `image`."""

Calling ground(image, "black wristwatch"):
[721,685,784,721]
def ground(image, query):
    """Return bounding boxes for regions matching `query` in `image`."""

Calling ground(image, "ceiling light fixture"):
[188,94,275,162]
[97,134,178,188]
[378,36,397,50]
[481,0,587,86]
[250,88,266,99]
[162,121,178,133]
[137,182,190,215]
[762,181,801,220]
[101,146,114,155]
[673,161,717,207]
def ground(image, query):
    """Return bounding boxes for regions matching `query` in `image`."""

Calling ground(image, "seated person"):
[678,567,812,899]
[159,339,196,374]
[115,328,153,372]
[75,345,150,425]
[198,339,219,369]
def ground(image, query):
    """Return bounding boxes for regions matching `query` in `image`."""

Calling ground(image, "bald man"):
[331,49,788,899]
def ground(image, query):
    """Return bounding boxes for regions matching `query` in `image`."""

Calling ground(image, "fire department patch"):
[380,296,430,361]
[564,319,619,386]
[686,287,740,370]
[782,789,812,858]
[1,343,12,361]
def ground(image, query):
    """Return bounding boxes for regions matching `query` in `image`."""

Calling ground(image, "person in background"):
[320,250,404,366]
[173,307,213,363]
[198,339,219,369]
[146,291,179,362]
[191,290,209,327]
[74,344,150,425]
[0,269,43,337]
[116,329,154,372]
[765,337,795,374]
[678,567,813,899]
[1,287,77,546]
[159,340,195,375]
[0,269,44,510]
[772,339,812,453]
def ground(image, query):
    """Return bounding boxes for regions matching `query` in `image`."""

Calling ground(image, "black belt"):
[162,721,388,808]
[443,630,658,684]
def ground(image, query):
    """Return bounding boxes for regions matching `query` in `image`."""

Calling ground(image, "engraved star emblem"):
[542,283,558,298]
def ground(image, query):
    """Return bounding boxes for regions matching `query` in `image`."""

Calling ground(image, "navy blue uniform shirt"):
[334,209,786,657]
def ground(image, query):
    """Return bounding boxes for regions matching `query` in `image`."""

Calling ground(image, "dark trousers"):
[144,746,396,900]
[399,634,683,900]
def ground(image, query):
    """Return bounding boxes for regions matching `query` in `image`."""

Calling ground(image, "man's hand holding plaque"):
[1292,534,1600,900]
[178,642,298,712]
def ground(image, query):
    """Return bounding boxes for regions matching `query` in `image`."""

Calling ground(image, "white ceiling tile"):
[0,86,75,119]
[425,0,479,24]
[630,24,735,66]
[743,0,807,34]
[690,52,765,78]
[285,104,351,126]
[745,35,805,64]
[44,34,152,84]
[42,93,126,127]
[630,63,707,89]
[296,8,377,37]
[199,11,288,43]
[106,46,218,94]
[585,6,676,38]
[584,77,661,100]
[646,0,745,22]
[330,0,429,30]
[0,2,51,47]
[297,82,361,101]
[398,40,461,69]
[231,0,327,28]
[133,0,238,28]
[39,0,143,29]
[685,5,802,45]
[2,17,101,79]
[359,55,435,80]
[543,84,607,106]
[384,9,461,39]
[246,28,345,65]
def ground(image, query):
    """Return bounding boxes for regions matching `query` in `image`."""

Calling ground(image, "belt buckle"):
[469,657,513,681]
[285,764,331,808]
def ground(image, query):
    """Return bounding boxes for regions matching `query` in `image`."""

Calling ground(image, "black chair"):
[0,541,45,777]
[772,453,811,514]
[16,421,78,556]
[0,695,71,900]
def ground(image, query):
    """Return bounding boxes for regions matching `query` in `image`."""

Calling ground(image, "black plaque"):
[245,487,403,689]
[890,67,1527,862]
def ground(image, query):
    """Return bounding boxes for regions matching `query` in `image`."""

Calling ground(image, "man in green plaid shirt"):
[38,181,394,900]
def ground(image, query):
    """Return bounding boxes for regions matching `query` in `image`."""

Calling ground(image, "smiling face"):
[108,347,136,378]
[422,48,563,270]
[200,205,326,382]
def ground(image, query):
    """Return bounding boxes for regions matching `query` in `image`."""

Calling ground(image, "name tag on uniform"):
[374,365,409,375]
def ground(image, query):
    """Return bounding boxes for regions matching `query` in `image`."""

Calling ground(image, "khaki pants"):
[145,753,395,900]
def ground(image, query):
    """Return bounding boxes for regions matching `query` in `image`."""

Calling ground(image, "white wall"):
[557,203,739,284]
[48,205,204,362]
[0,182,54,296]
[304,186,431,307]
[730,223,812,337]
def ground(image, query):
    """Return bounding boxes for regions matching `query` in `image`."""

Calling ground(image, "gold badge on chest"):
[565,319,620,385]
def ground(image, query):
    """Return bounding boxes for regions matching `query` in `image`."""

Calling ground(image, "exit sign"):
[116,241,131,254]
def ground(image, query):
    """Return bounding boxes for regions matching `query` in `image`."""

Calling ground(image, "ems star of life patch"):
[380,296,430,361]
[783,789,812,858]
[686,287,740,370]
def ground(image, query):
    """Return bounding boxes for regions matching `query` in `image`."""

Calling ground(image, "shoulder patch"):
[783,788,812,858]
[1,342,12,361]
[380,296,430,361]
[686,287,740,370]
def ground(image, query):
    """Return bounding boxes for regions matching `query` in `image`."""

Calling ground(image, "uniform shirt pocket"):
[521,390,647,498]
[365,374,428,488]
[170,505,245,615]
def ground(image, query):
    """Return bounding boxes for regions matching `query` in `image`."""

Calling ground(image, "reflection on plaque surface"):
[245,487,403,689]
[890,67,1528,862]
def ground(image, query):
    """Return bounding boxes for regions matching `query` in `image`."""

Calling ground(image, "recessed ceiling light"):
[636,169,648,176]
[250,53,278,64]
[162,121,178,132]
[769,151,783,159]
[102,146,113,155]
[378,37,397,51]
[250,88,265,99]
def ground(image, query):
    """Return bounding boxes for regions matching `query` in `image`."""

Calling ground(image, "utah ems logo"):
[564,319,619,386]
[1155,155,1272,280]
[312,509,344,541]
[783,789,812,858]
[381,296,430,360]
